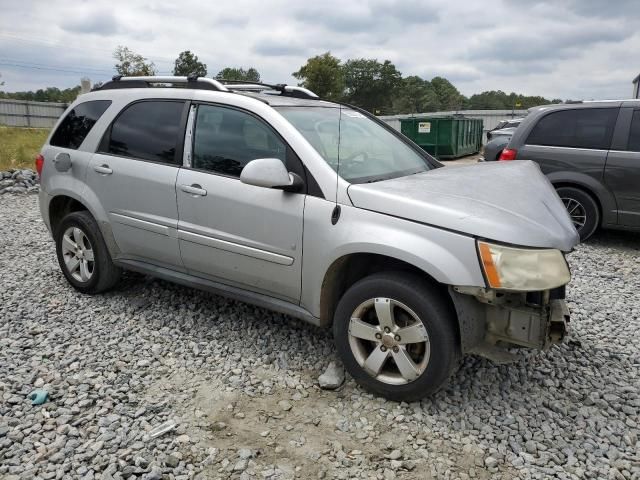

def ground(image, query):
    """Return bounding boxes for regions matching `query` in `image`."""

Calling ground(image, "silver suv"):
[38,76,578,401]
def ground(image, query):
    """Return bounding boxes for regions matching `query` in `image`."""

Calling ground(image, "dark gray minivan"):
[500,100,640,240]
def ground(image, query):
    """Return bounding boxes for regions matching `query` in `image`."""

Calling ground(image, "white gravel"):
[1,193,639,480]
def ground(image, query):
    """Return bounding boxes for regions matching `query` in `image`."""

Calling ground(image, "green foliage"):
[466,90,555,110]
[392,76,441,114]
[216,67,261,82]
[113,45,156,76]
[173,51,207,77]
[343,58,402,114]
[292,52,345,101]
[0,86,81,103]
[0,126,50,170]
[430,77,465,111]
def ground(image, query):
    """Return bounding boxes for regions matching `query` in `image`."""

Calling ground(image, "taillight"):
[35,154,44,176]
[499,148,517,161]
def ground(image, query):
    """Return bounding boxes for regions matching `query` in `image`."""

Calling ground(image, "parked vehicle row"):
[37,76,577,401]
[486,117,523,141]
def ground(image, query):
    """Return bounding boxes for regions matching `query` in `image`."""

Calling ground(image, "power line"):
[0,57,115,75]
[0,32,176,64]
[0,62,112,76]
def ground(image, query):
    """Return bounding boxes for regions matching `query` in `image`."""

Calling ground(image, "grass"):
[0,126,50,171]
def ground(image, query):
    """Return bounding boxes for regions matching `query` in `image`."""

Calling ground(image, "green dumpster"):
[400,116,483,160]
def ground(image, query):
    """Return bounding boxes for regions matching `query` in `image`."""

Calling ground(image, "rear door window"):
[526,108,618,150]
[50,100,111,149]
[105,100,185,164]
[627,110,640,152]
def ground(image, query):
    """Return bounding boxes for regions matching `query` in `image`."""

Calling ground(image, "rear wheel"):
[556,186,599,241]
[333,272,459,401]
[55,211,121,294]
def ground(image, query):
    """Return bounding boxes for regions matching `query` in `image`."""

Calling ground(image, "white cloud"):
[0,0,637,100]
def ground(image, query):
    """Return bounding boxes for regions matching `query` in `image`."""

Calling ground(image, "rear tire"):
[333,272,459,402]
[55,211,121,294]
[556,187,599,241]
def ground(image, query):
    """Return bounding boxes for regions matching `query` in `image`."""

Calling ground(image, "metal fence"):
[379,109,529,143]
[0,99,67,128]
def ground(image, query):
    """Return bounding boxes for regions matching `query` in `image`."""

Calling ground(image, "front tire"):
[55,211,121,294]
[333,272,459,402]
[556,186,599,241]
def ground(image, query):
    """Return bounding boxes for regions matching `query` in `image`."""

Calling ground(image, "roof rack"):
[218,80,319,99]
[92,75,320,100]
[93,75,230,92]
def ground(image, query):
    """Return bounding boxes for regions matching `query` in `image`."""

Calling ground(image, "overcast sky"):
[0,0,638,100]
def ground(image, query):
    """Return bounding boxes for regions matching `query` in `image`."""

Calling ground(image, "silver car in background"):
[37,76,578,401]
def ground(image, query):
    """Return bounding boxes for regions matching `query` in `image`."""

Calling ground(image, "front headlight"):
[477,241,570,291]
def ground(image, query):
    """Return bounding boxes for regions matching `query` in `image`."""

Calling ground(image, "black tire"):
[333,272,459,402]
[555,187,599,241]
[55,211,121,294]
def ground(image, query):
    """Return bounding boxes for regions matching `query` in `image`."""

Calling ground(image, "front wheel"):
[556,186,599,241]
[333,272,459,401]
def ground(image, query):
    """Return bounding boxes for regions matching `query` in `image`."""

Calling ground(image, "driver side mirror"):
[240,158,304,193]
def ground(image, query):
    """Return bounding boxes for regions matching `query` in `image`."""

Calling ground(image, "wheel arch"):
[551,181,603,226]
[318,253,459,343]
[46,189,120,256]
[546,171,617,226]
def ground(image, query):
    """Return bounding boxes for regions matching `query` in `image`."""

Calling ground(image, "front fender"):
[300,197,485,318]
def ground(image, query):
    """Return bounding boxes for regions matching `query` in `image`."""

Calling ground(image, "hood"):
[347,160,579,251]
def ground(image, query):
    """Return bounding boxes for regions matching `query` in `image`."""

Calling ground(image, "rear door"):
[605,107,640,227]
[87,99,188,268]
[516,107,619,181]
[175,103,305,302]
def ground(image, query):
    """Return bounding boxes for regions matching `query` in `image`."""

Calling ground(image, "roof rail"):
[219,80,319,99]
[93,75,230,92]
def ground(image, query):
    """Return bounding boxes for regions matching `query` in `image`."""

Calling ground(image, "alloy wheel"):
[61,226,95,283]
[348,297,430,385]
[561,197,587,230]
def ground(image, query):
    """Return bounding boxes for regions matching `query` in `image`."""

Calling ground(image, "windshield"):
[276,106,431,183]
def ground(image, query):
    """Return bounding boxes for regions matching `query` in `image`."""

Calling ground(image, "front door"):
[86,100,187,268]
[605,107,640,227]
[176,103,305,302]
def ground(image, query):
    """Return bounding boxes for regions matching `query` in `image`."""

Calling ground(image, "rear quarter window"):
[50,100,111,149]
[627,110,640,152]
[526,108,618,150]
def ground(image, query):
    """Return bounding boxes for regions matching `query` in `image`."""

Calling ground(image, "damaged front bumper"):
[449,285,570,363]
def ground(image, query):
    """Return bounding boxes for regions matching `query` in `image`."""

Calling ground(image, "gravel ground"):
[1,193,639,480]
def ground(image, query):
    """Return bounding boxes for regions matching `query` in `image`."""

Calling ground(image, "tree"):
[216,67,260,82]
[430,76,465,111]
[343,59,402,114]
[113,46,155,76]
[466,90,556,110]
[392,76,440,114]
[292,52,344,100]
[0,86,81,102]
[173,51,207,77]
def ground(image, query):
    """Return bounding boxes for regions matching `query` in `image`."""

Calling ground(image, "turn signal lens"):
[478,242,501,288]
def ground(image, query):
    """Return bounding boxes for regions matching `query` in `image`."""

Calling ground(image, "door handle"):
[180,184,207,196]
[94,164,113,175]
